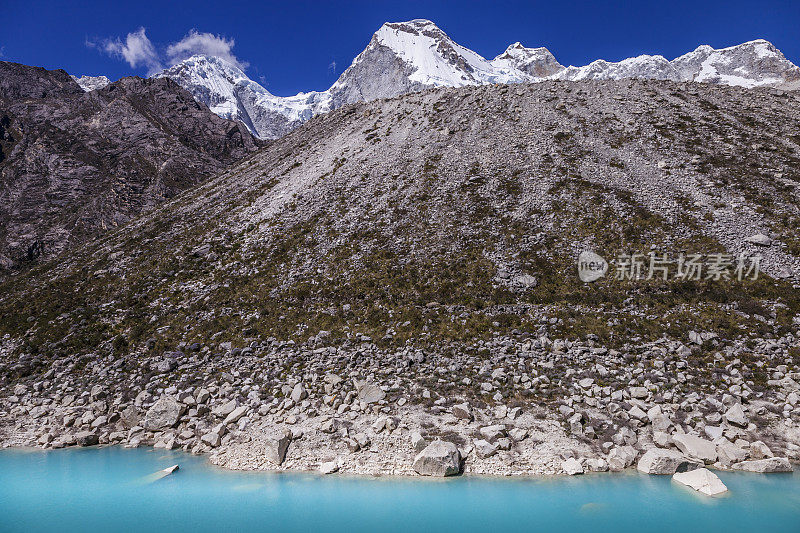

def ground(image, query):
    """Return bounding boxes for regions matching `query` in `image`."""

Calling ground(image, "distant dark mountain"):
[0,61,261,270]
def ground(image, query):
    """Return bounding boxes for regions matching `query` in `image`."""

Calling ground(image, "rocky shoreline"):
[2,330,798,479]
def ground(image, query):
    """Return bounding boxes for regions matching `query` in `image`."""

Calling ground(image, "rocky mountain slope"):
[151,19,800,138]
[1,78,798,361]
[1,79,799,474]
[0,61,260,269]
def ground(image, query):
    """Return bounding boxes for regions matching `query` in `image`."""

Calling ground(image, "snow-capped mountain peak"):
[148,21,799,140]
[672,39,800,87]
[158,54,326,139]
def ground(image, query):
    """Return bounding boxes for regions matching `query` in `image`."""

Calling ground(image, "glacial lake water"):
[0,447,798,533]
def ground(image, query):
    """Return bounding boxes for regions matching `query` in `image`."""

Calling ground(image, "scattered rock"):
[319,461,339,475]
[723,403,748,428]
[745,234,772,246]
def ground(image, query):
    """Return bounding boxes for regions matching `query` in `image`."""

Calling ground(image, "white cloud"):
[91,28,248,75]
[101,27,162,74]
[166,30,247,70]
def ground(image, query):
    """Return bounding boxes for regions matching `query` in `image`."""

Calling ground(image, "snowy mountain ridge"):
[74,20,800,139]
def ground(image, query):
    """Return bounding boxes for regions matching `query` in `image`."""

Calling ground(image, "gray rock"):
[607,446,637,471]
[201,432,221,447]
[562,457,584,475]
[474,438,499,458]
[479,424,506,442]
[745,233,772,246]
[155,358,178,373]
[733,458,793,473]
[749,441,773,459]
[319,461,339,474]
[290,383,307,403]
[723,403,748,427]
[716,441,748,466]
[213,399,238,418]
[413,440,461,477]
[672,434,718,464]
[637,448,700,475]
[119,405,140,429]
[265,431,292,465]
[451,402,473,421]
[411,431,428,452]
[223,405,248,425]
[355,381,386,404]
[142,397,186,431]
[75,430,99,447]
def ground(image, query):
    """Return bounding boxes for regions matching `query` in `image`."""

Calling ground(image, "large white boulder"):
[637,448,700,475]
[673,468,728,496]
[413,440,461,476]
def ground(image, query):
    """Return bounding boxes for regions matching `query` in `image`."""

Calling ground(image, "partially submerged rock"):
[413,440,461,477]
[672,468,728,496]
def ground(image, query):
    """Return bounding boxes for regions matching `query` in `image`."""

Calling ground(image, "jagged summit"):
[672,39,800,87]
[492,43,563,78]
[144,20,799,139]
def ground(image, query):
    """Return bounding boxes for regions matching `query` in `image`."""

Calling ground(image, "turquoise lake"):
[0,447,798,532]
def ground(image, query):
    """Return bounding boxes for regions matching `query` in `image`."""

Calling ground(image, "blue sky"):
[2,0,799,96]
